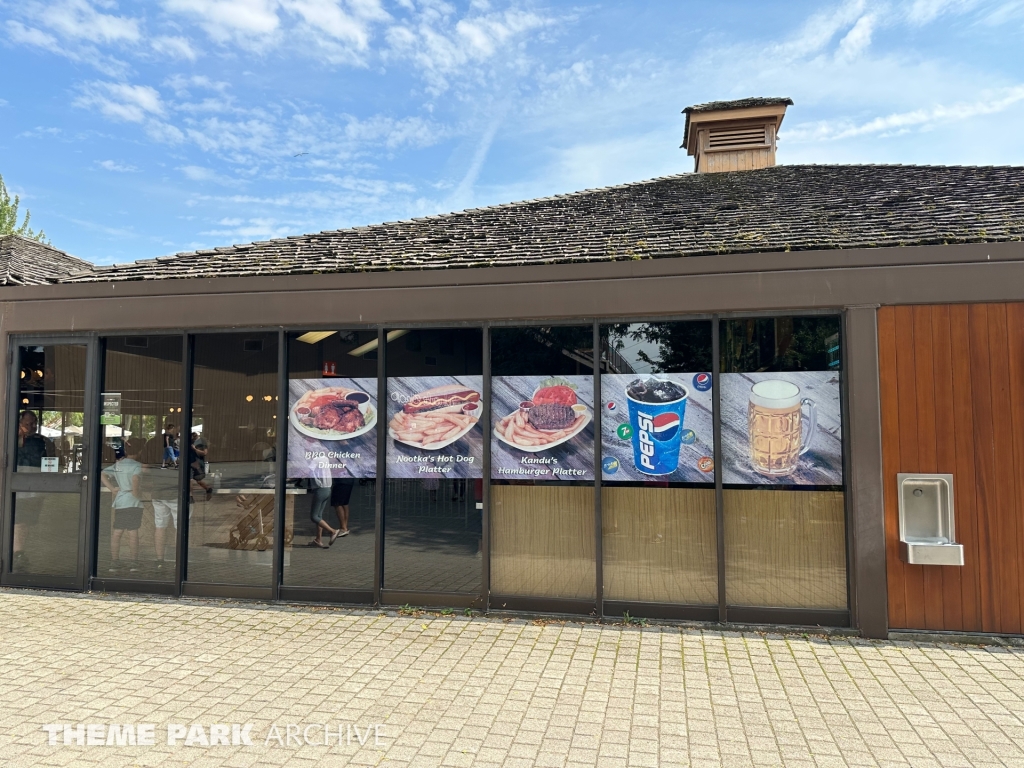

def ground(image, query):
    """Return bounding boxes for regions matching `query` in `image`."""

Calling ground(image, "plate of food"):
[291,387,376,441]
[389,384,481,450]
[494,379,592,452]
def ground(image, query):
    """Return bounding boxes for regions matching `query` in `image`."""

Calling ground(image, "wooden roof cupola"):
[682,97,793,173]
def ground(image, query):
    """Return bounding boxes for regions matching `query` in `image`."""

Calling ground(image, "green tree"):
[0,174,47,243]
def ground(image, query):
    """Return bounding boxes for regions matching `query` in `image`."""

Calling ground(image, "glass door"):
[3,340,97,589]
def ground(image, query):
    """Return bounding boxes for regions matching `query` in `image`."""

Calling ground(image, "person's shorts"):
[114,507,144,531]
[331,479,355,506]
[152,499,178,529]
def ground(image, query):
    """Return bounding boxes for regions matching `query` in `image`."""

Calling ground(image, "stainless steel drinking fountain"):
[897,473,964,566]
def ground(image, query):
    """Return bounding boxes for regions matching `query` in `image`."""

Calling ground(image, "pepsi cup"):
[625,378,688,476]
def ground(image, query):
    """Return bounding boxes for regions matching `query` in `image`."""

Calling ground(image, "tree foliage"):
[0,174,48,243]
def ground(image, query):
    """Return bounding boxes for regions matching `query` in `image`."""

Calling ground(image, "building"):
[3,98,1024,639]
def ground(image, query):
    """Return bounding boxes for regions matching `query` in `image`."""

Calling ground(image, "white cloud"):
[37,0,141,43]
[152,36,199,61]
[769,0,867,60]
[97,160,140,172]
[5,20,64,54]
[164,74,230,95]
[340,114,448,149]
[784,85,1024,142]
[161,0,282,42]
[179,164,240,184]
[200,216,308,240]
[75,81,166,122]
[837,14,875,61]
[905,0,980,24]
[5,9,133,75]
[384,6,555,91]
[283,0,389,48]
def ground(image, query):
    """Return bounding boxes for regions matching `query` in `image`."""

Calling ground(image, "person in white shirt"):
[101,438,144,573]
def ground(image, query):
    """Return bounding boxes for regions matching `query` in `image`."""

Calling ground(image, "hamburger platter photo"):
[491,375,595,481]
[494,377,591,452]
[386,376,483,479]
[287,377,378,479]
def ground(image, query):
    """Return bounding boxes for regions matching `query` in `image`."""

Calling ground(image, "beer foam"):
[751,380,798,400]
[749,379,801,409]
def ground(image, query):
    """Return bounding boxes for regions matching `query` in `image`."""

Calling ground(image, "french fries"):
[389,410,476,448]
[497,408,586,448]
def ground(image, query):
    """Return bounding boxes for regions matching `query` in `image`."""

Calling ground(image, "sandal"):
[306,539,328,548]
[329,530,341,545]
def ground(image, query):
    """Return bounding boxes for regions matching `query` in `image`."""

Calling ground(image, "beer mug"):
[747,380,817,476]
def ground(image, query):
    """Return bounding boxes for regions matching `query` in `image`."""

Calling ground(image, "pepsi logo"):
[650,412,680,441]
[606,401,617,412]
[692,373,712,392]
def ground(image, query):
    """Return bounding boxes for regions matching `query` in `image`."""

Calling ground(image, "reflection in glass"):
[384,329,482,595]
[720,317,848,610]
[11,492,81,577]
[490,326,595,600]
[12,344,86,578]
[599,322,717,605]
[187,333,278,586]
[96,336,182,580]
[15,344,86,474]
[284,331,377,590]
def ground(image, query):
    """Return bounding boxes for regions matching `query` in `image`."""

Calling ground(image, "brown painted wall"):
[880,303,1024,633]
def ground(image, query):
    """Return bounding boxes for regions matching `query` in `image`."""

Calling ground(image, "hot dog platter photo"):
[386,376,484,479]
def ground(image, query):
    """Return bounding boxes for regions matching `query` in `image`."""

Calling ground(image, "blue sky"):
[1,0,1023,265]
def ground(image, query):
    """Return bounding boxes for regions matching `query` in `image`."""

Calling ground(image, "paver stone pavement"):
[2,590,1024,766]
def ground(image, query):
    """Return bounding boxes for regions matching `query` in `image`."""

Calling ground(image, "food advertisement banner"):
[601,373,714,483]
[386,376,483,479]
[721,371,843,486]
[491,375,594,481]
[287,378,377,479]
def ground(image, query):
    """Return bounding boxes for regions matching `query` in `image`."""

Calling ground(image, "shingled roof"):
[0,235,94,285]
[63,164,1024,284]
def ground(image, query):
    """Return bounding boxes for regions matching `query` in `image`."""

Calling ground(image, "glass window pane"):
[16,345,86,474]
[11,492,80,577]
[720,316,847,609]
[599,321,718,605]
[284,331,377,590]
[187,333,278,587]
[384,329,483,595]
[490,326,595,600]
[97,336,182,581]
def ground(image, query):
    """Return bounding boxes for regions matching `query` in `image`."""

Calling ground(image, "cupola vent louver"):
[708,125,769,151]
[682,97,792,174]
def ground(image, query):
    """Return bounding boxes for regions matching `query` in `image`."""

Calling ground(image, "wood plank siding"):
[880,303,1024,633]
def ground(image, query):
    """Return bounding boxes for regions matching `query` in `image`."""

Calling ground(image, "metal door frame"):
[2,334,100,590]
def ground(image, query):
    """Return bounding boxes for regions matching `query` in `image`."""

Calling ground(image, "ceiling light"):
[245,395,254,402]
[348,330,409,357]
[296,331,337,344]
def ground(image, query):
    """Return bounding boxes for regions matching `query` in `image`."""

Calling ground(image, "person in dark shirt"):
[188,431,213,500]
[13,411,55,571]
[161,423,179,469]
[16,411,50,469]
